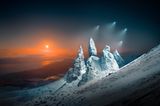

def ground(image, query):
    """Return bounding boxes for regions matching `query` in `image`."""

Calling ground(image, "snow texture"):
[2,39,159,106]
[64,46,87,83]
[20,44,160,106]
[113,49,125,67]
[65,39,119,86]
[100,45,119,71]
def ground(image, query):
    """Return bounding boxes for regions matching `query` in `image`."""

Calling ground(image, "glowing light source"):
[95,25,100,30]
[118,40,123,47]
[124,28,127,32]
[112,21,116,26]
[107,21,116,29]
[91,25,100,39]
[104,21,116,37]
[93,25,100,35]
[121,28,127,35]
[118,28,128,40]
[45,45,49,49]
[116,40,123,50]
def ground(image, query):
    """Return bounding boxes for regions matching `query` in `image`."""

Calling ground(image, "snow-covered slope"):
[0,78,66,106]
[20,44,160,106]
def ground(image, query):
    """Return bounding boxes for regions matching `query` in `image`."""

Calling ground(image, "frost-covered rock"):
[100,45,119,71]
[65,46,87,83]
[113,50,125,67]
[88,38,97,56]
[66,40,120,86]
[78,45,120,86]
[78,56,101,86]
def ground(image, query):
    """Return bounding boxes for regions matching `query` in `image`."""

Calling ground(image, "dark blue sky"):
[0,0,159,54]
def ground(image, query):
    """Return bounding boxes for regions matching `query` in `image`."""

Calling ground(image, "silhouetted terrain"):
[0,57,73,88]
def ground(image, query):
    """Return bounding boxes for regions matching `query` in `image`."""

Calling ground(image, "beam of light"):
[95,25,100,31]
[115,40,123,50]
[93,25,100,35]
[118,28,127,40]
[111,21,116,27]
[91,25,100,39]
[118,40,123,47]
[124,28,127,32]
[100,21,117,45]
[106,21,116,31]
[120,28,127,36]
[102,21,116,39]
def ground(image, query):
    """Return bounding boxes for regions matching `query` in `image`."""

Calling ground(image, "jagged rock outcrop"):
[78,56,101,86]
[100,45,119,71]
[65,38,122,86]
[65,46,87,83]
[113,49,125,67]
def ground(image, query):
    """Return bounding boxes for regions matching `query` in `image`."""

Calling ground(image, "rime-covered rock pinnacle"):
[78,55,100,86]
[65,46,86,83]
[89,38,97,56]
[113,50,125,67]
[100,45,119,71]
[65,40,120,86]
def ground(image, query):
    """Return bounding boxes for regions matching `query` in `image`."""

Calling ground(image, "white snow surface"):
[19,44,160,106]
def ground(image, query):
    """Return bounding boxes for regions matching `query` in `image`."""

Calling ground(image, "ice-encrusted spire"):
[65,46,86,83]
[74,45,86,73]
[103,45,110,51]
[88,38,97,56]
[101,45,119,71]
[77,45,84,60]
[113,49,125,67]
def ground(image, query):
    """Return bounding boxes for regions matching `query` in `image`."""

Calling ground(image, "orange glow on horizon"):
[0,39,76,58]
[0,30,87,58]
